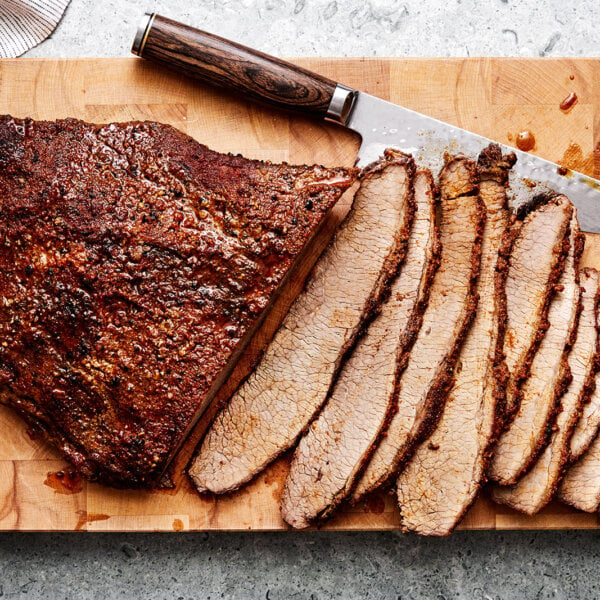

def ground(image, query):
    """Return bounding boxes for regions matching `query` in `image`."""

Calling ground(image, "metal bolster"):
[325,84,357,125]
[131,12,155,56]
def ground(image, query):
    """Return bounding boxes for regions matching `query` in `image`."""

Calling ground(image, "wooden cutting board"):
[0,57,599,532]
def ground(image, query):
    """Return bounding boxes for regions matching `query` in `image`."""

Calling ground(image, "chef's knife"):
[132,13,600,233]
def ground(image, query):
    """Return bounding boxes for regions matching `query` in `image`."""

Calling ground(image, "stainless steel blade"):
[346,92,600,233]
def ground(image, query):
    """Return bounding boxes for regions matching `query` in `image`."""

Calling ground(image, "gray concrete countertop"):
[24,0,600,58]
[6,1,600,598]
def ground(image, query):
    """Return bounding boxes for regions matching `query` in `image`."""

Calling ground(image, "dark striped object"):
[0,0,70,57]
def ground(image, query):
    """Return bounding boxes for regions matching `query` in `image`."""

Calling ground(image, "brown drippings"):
[74,511,110,531]
[559,92,578,111]
[516,131,536,152]
[197,492,217,504]
[523,178,537,189]
[44,470,83,494]
[172,518,184,531]
[557,166,571,177]
[560,143,595,176]
[262,456,291,487]
[365,494,386,515]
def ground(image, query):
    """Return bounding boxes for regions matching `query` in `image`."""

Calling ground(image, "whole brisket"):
[0,115,355,488]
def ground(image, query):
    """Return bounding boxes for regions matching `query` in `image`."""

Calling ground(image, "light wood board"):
[0,57,599,531]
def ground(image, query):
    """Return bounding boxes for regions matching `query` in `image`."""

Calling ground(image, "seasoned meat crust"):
[397,145,514,536]
[0,115,355,488]
[352,155,485,502]
[281,167,439,529]
[188,152,415,495]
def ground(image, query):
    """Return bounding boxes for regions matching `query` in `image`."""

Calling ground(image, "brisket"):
[396,144,513,536]
[489,214,583,485]
[281,167,439,529]
[352,156,484,502]
[188,152,415,495]
[557,269,600,512]
[0,115,355,488]
[492,247,599,515]
[559,433,600,512]
[568,269,600,461]
[495,194,572,432]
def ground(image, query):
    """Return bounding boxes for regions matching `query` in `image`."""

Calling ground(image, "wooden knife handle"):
[132,13,356,123]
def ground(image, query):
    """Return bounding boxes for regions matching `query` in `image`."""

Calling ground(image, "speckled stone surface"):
[1,531,600,599]
[24,0,600,58]
[8,1,600,598]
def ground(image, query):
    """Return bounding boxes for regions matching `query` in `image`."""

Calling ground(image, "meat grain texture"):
[570,373,600,461]
[489,213,583,485]
[492,239,599,515]
[493,194,573,438]
[397,145,513,536]
[559,434,600,512]
[0,116,355,488]
[281,167,439,529]
[188,153,415,495]
[352,156,485,502]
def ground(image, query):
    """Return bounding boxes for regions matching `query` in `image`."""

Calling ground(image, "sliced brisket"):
[397,144,514,536]
[0,115,355,488]
[281,167,439,529]
[568,269,600,461]
[489,214,583,485]
[558,434,600,512]
[495,194,572,432]
[352,156,484,502]
[492,245,599,515]
[188,152,415,495]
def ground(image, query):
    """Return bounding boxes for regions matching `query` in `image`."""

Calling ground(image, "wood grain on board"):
[0,57,599,531]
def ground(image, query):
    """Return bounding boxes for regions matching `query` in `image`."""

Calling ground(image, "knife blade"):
[132,12,600,233]
[347,93,600,232]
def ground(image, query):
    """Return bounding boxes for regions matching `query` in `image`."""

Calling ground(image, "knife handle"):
[131,13,356,124]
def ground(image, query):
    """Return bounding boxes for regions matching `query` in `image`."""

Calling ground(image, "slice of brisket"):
[492,241,599,515]
[352,155,484,502]
[397,144,514,536]
[489,213,583,485]
[569,376,600,461]
[558,270,600,512]
[494,194,572,432]
[188,152,415,495]
[0,115,355,488]
[559,433,600,512]
[281,166,439,529]
[568,269,600,461]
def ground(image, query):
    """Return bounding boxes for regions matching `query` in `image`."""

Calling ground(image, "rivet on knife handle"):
[131,12,356,123]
